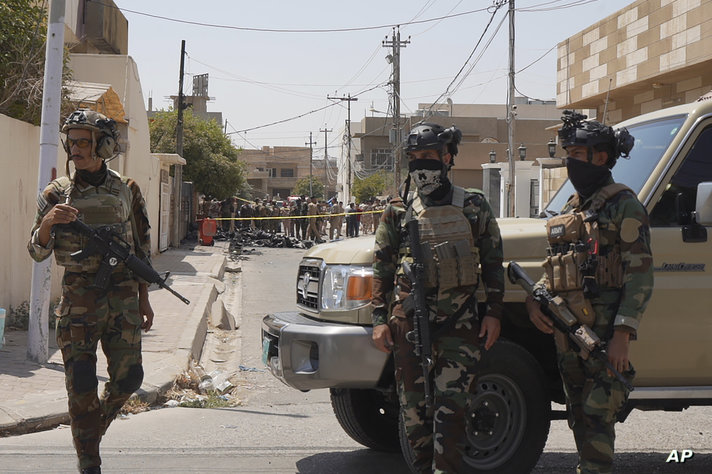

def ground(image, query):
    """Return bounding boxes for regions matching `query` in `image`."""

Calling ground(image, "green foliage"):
[293,176,324,199]
[0,0,73,124]
[149,109,247,200]
[352,171,387,204]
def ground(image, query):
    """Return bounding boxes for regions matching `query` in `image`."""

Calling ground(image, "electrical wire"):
[420,1,506,120]
[97,0,492,34]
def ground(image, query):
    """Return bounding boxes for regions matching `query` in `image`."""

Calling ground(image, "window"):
[650,125,712,227]
[546,115,687,215]
[370,149,393,170]
[268,168,277,177]
[280,168,295,178]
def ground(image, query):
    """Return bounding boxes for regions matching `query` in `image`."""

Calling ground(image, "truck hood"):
[305,217,547,265]
[305,235,375,265]
[497,217,548,263]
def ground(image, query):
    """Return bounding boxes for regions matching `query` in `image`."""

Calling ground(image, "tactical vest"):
[544,183,631,325]
[400,186,480,293]
[52,170,135,273]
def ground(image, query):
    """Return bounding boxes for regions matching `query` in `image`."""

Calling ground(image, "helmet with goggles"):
[558,110,634,167]
[62,109,119,159]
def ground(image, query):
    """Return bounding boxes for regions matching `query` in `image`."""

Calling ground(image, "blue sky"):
[113,0,626,152]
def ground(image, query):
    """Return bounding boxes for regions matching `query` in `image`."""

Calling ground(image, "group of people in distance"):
[203,194,388,243]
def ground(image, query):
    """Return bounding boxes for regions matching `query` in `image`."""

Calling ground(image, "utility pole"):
[306,132,317,196]
[176,40,186,157]
[327,94,358,202]
[173,40,186,246]
[383,27,410,188]
[28,0,65,363]
[506,0,516,217]
[320,125,332,198]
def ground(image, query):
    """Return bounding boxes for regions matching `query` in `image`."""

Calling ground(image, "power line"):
[94,1,493,33]
[421,1,506,119]
[228,82,386,135]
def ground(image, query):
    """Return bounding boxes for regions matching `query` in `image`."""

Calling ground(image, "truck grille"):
[296,259,321,310]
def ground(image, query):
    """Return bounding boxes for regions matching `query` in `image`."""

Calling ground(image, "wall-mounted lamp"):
[518,143,527,161]
[489,149,496,163]
[548,138,556,158]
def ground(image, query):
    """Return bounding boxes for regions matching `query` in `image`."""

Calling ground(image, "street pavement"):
[0,242,230,437]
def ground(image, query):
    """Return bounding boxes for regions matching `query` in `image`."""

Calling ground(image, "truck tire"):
[330,387,400,452]
[399,340,551,473]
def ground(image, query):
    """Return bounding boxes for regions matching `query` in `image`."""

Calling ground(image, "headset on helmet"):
[62,109,119,159]
[558,110,634,167]
[404,122,462,165]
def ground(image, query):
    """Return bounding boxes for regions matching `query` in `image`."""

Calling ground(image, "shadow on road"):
[296,449,409,474]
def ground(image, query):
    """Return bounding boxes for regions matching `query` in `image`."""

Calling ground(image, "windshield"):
[544,114,687,215]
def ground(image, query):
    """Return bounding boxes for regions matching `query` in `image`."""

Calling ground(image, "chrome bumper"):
[261,311,389,391]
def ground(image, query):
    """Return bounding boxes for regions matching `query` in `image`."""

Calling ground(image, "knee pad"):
[71,359,98,394]
[117,364,144,393]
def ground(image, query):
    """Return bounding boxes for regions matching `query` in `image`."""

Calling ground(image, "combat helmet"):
[62,109,120,160]
[404,122,462,166]
[558,110,634,168]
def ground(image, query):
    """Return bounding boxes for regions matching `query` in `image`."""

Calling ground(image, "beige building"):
[355,100,561,208]
[558,0,712,121]
[240,146,312,200]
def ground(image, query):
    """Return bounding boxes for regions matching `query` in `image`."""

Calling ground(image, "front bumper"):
[262,311,390,391]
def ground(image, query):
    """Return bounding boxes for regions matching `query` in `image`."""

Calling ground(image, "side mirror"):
[694,182,712,226]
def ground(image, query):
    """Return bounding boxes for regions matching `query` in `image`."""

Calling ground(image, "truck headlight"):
[321,265,373,310]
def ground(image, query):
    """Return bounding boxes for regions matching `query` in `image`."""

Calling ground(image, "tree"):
[149,109,247,200]
[352,171,386,204]
[293,176,324,199]
[0,0,72,124]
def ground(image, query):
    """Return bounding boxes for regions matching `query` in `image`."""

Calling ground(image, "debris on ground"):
[160,361,243,409]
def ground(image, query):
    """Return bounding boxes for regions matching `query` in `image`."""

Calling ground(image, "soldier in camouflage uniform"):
[27,110,154,474]
[371,123,504,473]
[526,112,653,474]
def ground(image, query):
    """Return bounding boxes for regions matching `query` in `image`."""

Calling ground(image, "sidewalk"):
[0,243,229,437]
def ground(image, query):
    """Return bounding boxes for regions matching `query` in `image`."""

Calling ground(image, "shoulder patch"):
[464,189,484,207]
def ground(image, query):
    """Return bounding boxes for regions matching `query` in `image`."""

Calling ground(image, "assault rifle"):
[66,219,191,305]
[402,219,433,409]
[507,261,633,391]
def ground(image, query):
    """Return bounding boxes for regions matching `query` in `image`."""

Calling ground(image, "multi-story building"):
[558,0,712,121]
[354,99,561,214]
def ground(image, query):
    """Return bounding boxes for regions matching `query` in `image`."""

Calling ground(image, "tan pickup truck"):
[262,98,712,473]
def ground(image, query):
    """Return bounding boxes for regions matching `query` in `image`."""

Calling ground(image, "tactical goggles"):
[65,137,92,149]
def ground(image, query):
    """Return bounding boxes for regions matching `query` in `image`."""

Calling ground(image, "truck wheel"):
[330,387,400,452]
[399,340,551,473]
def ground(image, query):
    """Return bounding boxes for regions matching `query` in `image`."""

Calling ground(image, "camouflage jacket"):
[371,187,504,326]
[28,169,151,277]
[549,177,654,337]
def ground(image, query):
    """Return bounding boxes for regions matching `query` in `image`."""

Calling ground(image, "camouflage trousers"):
[390,313,481,474]
[558,347,635,474]
[56,271,144,470]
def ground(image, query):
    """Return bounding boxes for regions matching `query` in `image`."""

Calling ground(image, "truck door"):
[635,123,712,386]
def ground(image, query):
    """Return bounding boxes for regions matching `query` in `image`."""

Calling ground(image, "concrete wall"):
[1,115,65,310]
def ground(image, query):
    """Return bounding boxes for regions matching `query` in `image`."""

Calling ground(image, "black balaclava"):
[566,157,611,199]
